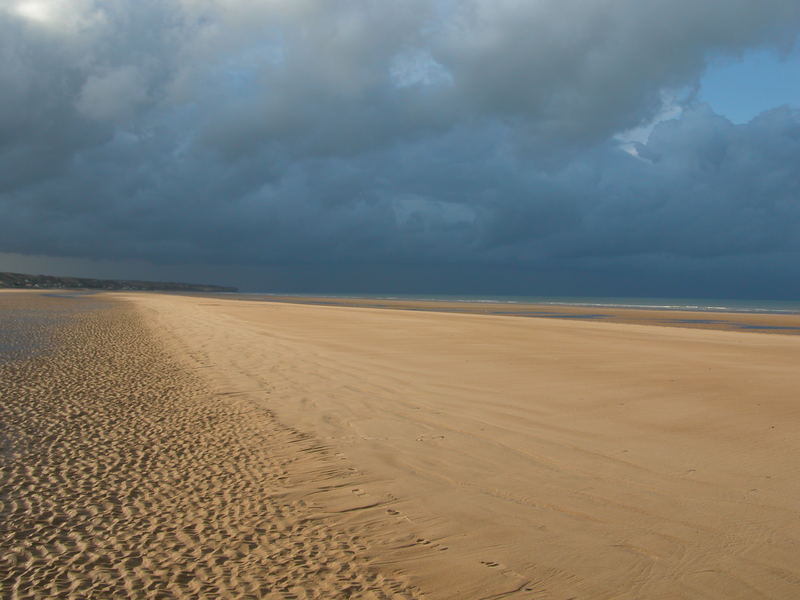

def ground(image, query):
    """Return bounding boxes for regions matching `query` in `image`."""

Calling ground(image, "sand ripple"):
[0,301,422,599]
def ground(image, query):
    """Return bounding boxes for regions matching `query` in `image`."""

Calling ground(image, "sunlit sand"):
[3,290,800,598]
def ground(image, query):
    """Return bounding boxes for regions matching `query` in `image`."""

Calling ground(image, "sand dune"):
[3,291,800,598]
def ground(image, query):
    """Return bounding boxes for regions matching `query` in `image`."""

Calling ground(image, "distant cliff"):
[0,271,238,293]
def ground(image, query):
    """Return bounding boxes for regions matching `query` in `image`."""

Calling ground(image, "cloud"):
[76,66,149,121]
[0,1,799,294]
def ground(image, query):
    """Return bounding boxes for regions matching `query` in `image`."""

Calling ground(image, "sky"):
[700,45,800,124]
[1,0,799,297]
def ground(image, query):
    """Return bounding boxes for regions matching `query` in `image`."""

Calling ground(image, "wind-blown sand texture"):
[0,293,422,599]
[3,292,800,599]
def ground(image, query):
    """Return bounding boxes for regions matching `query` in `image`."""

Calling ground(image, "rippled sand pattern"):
[0,301,422,599]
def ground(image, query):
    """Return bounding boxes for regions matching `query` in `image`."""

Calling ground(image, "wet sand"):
[253,295,800,334]
[3,291,800,598]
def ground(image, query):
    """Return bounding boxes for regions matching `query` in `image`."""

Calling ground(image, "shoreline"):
[240,293,800,314]
[228,294,800,335]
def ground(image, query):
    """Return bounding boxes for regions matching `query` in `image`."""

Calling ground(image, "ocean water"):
[233,293,800,315]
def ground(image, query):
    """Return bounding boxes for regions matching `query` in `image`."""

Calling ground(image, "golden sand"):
[0,293,422,599]
[3,291,800,599]
[256,295,800,334]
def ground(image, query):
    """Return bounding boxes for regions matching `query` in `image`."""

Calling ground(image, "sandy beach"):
[253,295,800,335]
[1,293,423,599]
[3,291,800,598]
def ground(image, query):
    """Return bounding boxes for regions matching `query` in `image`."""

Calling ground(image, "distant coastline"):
[0,271,237,293]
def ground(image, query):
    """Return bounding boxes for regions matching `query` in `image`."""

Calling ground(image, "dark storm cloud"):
[1,0,799,294]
